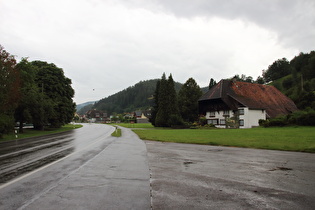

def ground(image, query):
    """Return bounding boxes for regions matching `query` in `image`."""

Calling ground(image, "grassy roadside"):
[111,127,122,137]
[112,123,154,128]
[132,126,315,153]
[0,124,83,141]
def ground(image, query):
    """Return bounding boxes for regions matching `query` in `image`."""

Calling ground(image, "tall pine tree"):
[154,73,183,127]
[150,79,160,126]
[155,73,168,127]
[166,74,183,126]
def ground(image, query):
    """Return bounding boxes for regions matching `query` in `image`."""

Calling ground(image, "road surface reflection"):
[0,131,75,184]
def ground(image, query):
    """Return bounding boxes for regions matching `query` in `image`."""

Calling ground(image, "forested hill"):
[86,79,183,115]
[266,51,315,110]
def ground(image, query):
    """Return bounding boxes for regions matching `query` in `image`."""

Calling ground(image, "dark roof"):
[199,80,298,118]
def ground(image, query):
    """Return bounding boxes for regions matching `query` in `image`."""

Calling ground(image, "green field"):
[1,124,83,141]
[133,127,315,153]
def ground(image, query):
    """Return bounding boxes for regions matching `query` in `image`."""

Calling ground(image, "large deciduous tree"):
[14,58,40,132]
[178,78,202,123]
[0,45,20,137]
[31,61,75,129]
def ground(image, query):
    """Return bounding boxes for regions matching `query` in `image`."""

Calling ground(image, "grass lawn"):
[1,124,83,141]
[133,126,315,153]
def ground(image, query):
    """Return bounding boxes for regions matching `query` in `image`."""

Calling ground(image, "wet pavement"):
[145,141,315,210]
[0,124,150,210]
[1,124,315,209]
[0,131,75,184]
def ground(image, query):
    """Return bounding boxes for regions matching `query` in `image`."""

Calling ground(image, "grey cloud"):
[145,0,315,51]
[0,0,312,104]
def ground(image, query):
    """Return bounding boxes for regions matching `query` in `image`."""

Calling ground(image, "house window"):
[239,119,244,126]
[223,110,229,116]
[220,119,225,125]
[208,119,218,125]
[209,111,216,117]
[239,109,244,115]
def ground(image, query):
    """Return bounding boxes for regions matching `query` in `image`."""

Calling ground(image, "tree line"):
[151,73,203,127]
[0,45,75,138]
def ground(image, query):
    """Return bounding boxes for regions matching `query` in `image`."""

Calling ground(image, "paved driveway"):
[145,141,315,210]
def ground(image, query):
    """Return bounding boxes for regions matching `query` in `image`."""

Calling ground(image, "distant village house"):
[85,109,108,123]
[133,110,151,123]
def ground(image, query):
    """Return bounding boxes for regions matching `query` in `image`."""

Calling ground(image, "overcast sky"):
[1,0,314,104]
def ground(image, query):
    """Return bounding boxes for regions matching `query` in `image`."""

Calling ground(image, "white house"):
[199,80,298,128]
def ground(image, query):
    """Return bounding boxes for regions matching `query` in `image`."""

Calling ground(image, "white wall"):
[239,108,266,128]
[205,110,232,128]
[205,108,266,128]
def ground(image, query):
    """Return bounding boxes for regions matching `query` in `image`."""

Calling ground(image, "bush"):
[288,109,315,126]
[262,109,315,127]
[262,116,287,127]
[269,118,288,127]
[203,123,216,128]
[168,114,184,127]
[0,114,15,138]
[199,116,207,126]
[259,119,267,127]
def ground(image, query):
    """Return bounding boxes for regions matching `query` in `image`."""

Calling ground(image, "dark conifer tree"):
[166,74,183,126]
[150,79,160,126]
[155,73,168,127]
[154,73,183,127]
[178,78,202,123]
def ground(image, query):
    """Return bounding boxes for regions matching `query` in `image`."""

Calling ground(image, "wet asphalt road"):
[1,124,315,210]
[146,141,315,210]
[0,124,150,210]
[0,131,76,184]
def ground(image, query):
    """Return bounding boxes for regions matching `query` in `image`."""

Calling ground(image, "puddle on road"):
[269,167,293,171]
[183,160,195,169]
